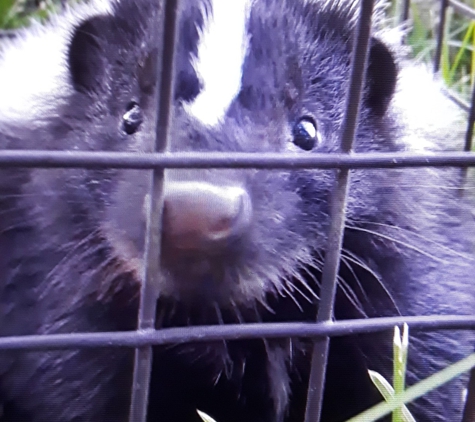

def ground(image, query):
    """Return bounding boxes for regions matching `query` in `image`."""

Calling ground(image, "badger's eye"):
[292,116,320,151]
[122,101,143,135]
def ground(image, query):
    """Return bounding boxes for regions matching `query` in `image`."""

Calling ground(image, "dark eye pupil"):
[122,102,143,135]
[292,118,317,151]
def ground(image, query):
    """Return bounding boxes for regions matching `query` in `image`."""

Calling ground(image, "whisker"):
[340,252,370,304]
[336,275,366,317]
[349,219,474,261]
[347,225,453,264]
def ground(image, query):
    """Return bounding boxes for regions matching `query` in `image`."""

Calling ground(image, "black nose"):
[162,181,252,252]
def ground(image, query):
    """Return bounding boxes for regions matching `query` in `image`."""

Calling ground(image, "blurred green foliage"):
[391,0,475,99]
[0,0,62,29]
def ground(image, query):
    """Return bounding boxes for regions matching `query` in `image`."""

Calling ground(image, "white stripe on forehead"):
[185,0,252,127]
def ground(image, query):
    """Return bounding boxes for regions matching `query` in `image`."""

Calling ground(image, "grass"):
[0,0,62,29]
[390,0,475,100]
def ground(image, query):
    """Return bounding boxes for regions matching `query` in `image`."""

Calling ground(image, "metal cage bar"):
[445,0,475,151]
[434,0,449,74]
[0,315,472,351]
[1,149,475,169]
[450,0,475,20]
[128,0,180,421]
[431,0,475,151]
[304,1,375,421]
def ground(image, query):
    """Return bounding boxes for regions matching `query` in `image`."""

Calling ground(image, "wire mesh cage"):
[1,0,475,421]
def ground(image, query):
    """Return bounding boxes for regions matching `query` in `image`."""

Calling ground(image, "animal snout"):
[162,181,252,252]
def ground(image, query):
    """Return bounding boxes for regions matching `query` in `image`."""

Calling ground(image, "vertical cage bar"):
[464,78,475,152]
[434,0,449,74]
[128,0,180,421]
[401,0,410,23]
[460,0,475,403]
[303,1,375,422]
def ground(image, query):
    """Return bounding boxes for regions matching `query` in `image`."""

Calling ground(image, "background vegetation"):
[0,0,62,29]
[389,0,475,99]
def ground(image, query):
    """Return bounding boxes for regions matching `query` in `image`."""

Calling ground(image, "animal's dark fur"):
[0,0,474,421]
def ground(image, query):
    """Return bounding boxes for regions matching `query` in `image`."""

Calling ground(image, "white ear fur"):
[393,64,465,151]
[0,0,114,128]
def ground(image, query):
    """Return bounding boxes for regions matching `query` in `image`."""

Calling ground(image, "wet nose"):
[163,181,252,251]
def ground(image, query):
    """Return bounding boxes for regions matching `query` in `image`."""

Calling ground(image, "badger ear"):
[68,16,109,94]
[364,38,398,116]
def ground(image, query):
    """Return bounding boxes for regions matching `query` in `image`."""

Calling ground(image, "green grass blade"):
[347,353,475,422]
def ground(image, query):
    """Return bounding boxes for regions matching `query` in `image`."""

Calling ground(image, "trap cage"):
[2,0,475,421]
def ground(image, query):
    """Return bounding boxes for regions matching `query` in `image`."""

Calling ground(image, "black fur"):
[0,0,474,421]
